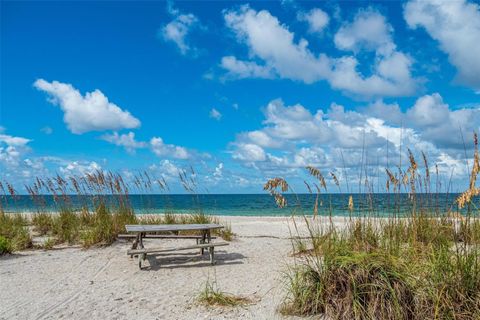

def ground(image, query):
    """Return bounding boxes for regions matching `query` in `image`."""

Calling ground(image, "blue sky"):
[1,0,479,193]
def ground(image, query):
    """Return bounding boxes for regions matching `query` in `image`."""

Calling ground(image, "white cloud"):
[41,126,53,135]
[0,130,31,168]
[221,56,274,79]
[404,0,480,91]
[161,4,200,55]
[224,6,331,84]
[0,133,30,147]
[221,6,417,98]
[101,132,147,154]
[100,131,196,159]
[34,79,141,134]
[209,108,222,120]
[406,93,480,148]
[150,137,190,159]
[406,93,449,127]
[232,143,267,162]
[0,146,23,168]
[149,159,182,180]
[59,161,102,177]
[213,162,223,178]
[334,9,394,54]
[298,8,329,34]
[238,130,284,148]
[230,96,480,180]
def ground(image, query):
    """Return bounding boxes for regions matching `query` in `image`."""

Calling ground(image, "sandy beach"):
[0,216,344,320]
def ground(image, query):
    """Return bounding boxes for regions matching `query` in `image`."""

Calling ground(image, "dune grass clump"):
[0,235,13,254]
[81,202,138,247]
[32,212,54,235]
[52,208,80,244]
[217,222,235,241]
[282,248,416,319]
[281,218,480,319]
[270,134,480,320]
[42,237,56,250]
[0,213,32,252]
[1,168,233,249]
[198,280,251,307]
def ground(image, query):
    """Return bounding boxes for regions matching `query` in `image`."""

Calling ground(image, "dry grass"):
[0,169,233,251]
[271,133,480,320]
[197,280,251,307]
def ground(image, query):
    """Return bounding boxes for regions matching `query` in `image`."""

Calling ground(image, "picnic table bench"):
[124,224,229,269]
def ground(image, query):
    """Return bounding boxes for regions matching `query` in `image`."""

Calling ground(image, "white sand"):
[0,216,344,320]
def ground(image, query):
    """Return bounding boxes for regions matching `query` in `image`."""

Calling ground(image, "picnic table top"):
[125,224,224,233]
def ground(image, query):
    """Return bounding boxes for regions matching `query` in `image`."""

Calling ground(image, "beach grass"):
[268,134,480,319]
[0,212,32,251]
[197,280,251,307]
[0,170,233,252]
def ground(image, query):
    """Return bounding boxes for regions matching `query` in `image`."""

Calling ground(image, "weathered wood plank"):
[127,241,229,255]
[118,234,217,240]
[125,224,223,233]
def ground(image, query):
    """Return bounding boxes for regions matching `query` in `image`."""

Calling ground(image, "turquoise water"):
[1,193,476,216]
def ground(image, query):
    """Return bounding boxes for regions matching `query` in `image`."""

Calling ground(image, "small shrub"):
[0,235,12,255]
[32,212,54,235]
[0,213,32,251]
[42,237,56,250]
[52,208,79,244]
[198,281,250,307]
[217,222,235,241]
[281,248,416,319]
[81,203,115,248]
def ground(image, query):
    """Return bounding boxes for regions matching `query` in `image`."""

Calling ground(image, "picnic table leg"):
[138,252,146,270]
[139,232,145,249]
[200,230,207,255]
[209,247,215,265]
[206,230,211,243]
[130,233,140,258]
[137,233,146,269]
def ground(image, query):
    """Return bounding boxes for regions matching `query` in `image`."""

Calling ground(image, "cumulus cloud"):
[59,161,102,177]
[0,132,31,147]
[101,132,147,154]
[0,130,31,168]
[223,6,331,84]
[406,93,480,148]
[334,9,394,54]
[232,143,267,162]
[404,0,480,91]
[149,159,183,181]
[34,79,141,134]
[99,131,196,160]
[298,8,329,34]
[209,108,222,120]
[161,3,201,55]
[230,96,480,181]
[220,56,274,79]
[150,137,190,159]
[221,6,417,98]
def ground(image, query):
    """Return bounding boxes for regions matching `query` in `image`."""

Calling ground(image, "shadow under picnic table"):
[141,250,246,271]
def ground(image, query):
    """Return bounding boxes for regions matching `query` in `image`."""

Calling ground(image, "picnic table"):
[123,224,229,269]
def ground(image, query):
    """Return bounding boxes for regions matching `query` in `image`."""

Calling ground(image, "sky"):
[1,0,480,194]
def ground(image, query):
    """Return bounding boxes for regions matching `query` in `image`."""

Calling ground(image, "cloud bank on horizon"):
[1,0,479,193]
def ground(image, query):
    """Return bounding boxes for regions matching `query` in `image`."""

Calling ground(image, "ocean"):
[1,193,475,216]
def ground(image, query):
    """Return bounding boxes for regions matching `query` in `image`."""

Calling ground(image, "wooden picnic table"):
[124,224,228,269]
